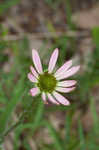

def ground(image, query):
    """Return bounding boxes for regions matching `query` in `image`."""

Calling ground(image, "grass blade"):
[44,121,64,150]
[78,120,86,150]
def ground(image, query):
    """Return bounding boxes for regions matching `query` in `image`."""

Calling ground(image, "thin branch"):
[0,30,90,41]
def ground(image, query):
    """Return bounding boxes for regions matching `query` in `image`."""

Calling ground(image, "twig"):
[0,30,90,41]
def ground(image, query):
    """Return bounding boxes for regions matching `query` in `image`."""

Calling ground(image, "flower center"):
[37,72,57,93]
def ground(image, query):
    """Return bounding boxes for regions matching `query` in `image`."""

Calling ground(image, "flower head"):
[28,48,80,105]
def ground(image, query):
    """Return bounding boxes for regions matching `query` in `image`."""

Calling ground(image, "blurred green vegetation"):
[0,0,99,149]
[0,0,20,15]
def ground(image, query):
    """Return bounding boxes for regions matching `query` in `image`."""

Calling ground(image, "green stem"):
[0,97,33,144]
[0,111,24,144]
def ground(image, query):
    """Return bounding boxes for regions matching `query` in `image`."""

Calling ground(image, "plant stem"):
[0,111,25,144]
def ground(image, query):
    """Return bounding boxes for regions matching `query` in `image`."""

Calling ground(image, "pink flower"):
[28,48,80,105]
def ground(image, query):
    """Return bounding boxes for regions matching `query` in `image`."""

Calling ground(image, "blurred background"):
[0,0,99,149]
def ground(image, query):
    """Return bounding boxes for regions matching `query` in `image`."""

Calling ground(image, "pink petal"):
[55,87,76,93]
[30,66,38,78]
[56,66,80,80]
[32,49,43,74]
[55,60,72,78]
[53,91,70,105]
[47,93,59,105]
[28,73,37,83]
[57,80,77,87]
[48,48,59,73]
[30,87,40,96]
[41,92,46,102]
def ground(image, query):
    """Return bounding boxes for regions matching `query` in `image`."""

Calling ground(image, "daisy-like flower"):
[28,48,80,105]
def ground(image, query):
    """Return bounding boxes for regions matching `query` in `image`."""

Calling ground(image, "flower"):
[28,48,80,105]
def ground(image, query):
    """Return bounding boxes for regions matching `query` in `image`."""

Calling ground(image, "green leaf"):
[13,98,44,149]
[78,121,86,150]
[65,111,74,146]
[92,27,99,47]
[13,123,35,150]
[44,121,64,150]
[0,77,27,136]
[90,96,99,133]
[23,139,32,150]
[64,0,76,30]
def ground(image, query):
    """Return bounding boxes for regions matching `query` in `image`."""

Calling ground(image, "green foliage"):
[0,1,99,150]
[92,27,99,47]
[64,0,76,30]
[13,98,44,149]
[0,0,20,15]
[44,121,64,150]
[78,121,86,150]
[90,97,99,134]
[0,75,27,136]
[75,27,99,102]
[65,111,74,148]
